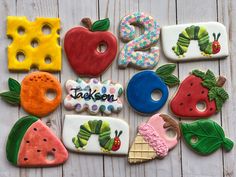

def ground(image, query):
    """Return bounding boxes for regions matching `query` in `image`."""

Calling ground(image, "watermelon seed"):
[43,138,47,142]
[52,148,56,151]
[37,150,41,152]
[24,157,28,161]
[33,128,37,131]
[187,93,191,96]
[26,140,30,143]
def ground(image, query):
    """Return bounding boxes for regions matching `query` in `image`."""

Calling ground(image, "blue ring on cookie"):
[126,71,169,114]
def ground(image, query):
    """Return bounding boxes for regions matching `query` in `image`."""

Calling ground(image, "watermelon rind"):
[6,115,39,165]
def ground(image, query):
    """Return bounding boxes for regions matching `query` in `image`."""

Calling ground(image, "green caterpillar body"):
[72,120,122,152]
[172,25,221,56]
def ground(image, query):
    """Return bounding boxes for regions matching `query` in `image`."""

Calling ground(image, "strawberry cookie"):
[170,69,228,118]
[0,72,62,117]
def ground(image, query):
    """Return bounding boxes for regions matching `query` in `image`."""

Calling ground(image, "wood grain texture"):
[0,0,235,177]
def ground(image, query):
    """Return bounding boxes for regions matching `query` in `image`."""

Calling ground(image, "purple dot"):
[93,79,98,84]
[92,105,98,111]
[75,104,81,110]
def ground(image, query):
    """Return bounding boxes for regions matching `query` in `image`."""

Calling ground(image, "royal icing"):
[64,18,117,77]
[62,115,129,155]
[162,22,229,61]
[64,78,123,114]
[7,16,61,71]
[126,64,179,114]
[170,69,228,118]
[118,12,160,69]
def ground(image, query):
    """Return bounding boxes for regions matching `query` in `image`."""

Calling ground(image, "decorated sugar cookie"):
[64,78,123,114]
[7,16,61,71]
[62,115,129,155]
[170,69,228,118]
[64,18,117,77]
[181,119,234,155]
[0,72,62,117]
[118,12,160,69]
[126,64,179,114]
[128,114,180,164]
[162,22,229,61]
[6,116,68,167]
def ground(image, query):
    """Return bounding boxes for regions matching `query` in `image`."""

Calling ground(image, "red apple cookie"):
[64,18,117,77]
[170,69,229,119]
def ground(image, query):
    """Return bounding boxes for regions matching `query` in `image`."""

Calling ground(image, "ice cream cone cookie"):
[128,114,180,164]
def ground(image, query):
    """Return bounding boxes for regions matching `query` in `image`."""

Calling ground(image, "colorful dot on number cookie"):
[161,22,229,61]
[181,119,234,155]
[169,69,229,119]
[7,16,61,71]
[62,115,129,155]
[126,64,179,115]
[6,116,68,167]
[128,113,180,164]
[0,72,62,117]
[118,12,160,69]
[64,18,117,77]
[64,78,123,115]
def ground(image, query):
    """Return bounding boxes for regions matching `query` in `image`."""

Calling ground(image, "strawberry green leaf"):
[202,80,216,89]
[215,87,229,101]
[204,70,216,84]
[8,78,21,94]
[91,18,110,31]
[208,88,217,101]
[215,96,224,112]
[155,64,176,77]
[0,91,20,105]
[160,75,180,87]
[181,119,234,155]
[192,70,205,79]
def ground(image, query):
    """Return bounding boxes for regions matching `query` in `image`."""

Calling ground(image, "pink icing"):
[138,123,169,158]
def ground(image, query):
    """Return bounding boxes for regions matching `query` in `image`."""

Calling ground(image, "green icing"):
[91,18,110,32]
[6,116,39,165]
[181,119,234,155]
[155,64,180,87]
[8,78,21,94]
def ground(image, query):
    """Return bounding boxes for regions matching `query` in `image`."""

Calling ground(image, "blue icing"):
[101,86,107,94]
[126,70,169,114]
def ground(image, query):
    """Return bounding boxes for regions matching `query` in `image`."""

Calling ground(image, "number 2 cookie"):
[64,18,117,77]
[0,72,62,117]
[126,64,179,114]
[170,69,229,119]
[118,12,160,69]
[64,78,123,114]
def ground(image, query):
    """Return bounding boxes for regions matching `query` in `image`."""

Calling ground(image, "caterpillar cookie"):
[64,18,117,77]
[0,72,62,117]
[64,78,123,114]
[118,12,160,69]
[181,119,234,155]
[126,64,179,114]
[62,115,129,155]
[170,69,228,118]
[128,113,180,164]
[162,22,229,61]
[6,116,68,167]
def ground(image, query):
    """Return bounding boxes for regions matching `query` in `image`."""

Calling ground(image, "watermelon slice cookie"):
[170,69,229,118]
[6,116,68,167]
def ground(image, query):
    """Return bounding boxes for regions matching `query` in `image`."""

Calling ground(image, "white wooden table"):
[0,0,235,177]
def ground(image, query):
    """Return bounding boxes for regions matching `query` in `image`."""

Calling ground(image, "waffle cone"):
[128,133,157,164]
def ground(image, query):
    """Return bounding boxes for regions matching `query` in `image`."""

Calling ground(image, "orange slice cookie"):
[0,72,62,117]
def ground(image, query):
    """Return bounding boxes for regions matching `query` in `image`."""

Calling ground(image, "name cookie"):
[7,16,61,71]
[0,72,62,117]
[170,69,228,118]
[126,64,179,114]
[62,115,129,155]
[162,22,229,61]
[64,18,117,77]
[129,114,180,164]
[118,12,160,69]
[181,119,234,155]
[6,116,68,167]
[64,78,123,114]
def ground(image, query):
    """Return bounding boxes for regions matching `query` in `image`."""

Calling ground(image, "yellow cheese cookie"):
[7,16,61,72]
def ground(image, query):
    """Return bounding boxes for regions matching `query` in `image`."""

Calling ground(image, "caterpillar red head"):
[212,33,221,54]
[112,130,122,151]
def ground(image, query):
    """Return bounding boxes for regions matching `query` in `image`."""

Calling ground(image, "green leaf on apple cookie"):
[91,18,110,31]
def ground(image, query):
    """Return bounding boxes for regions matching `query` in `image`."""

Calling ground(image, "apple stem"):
[81,18,92,31]
[216,76,226,87]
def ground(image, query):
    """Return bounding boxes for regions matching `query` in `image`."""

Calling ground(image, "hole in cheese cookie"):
[16,51,25,62]
[31,38,39,48]
[45,55,52,64]
[42,24,51,35]
[17,26,25,35]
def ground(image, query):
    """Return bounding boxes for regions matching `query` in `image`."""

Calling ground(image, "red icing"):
[18,120,68,167]
[64,26,117,77]
[170,75,216,118]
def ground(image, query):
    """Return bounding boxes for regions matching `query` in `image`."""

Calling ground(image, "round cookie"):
[0,72,62,117]
[64,18,117,77]
[126,64,179,115]
[170,69,228,119]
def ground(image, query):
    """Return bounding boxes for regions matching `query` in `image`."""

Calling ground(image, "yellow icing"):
[7,16,61,71]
